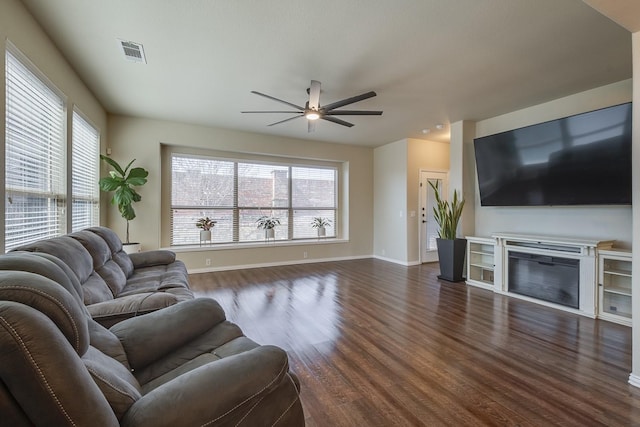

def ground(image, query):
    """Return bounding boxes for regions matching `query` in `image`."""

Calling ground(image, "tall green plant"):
[99,155,149,244]
[428,181,465,240]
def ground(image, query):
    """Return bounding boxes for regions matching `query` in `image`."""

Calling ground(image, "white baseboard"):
[628,373,640,388]
[372,255,421,267]
[188,255,371,274]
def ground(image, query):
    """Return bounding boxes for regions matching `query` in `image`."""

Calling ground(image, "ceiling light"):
[421,128,430,134]
[306,111,320,120]
[435,124,445,130]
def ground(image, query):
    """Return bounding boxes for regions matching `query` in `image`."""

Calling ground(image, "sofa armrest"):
[86,293,180,328]
[128,250,176,268]
[121,346,294,427]
[110,298,226,369]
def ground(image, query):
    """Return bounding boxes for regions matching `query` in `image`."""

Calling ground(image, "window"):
[170,154,337,245]
[5,47,66,251]
[71,110,100,231]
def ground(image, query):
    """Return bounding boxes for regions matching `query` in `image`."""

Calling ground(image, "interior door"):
[420,171,448,263]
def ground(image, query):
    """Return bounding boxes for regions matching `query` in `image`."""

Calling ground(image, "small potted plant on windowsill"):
[311,217,332,238]
[196,216,217,245]
[256,216,280,240]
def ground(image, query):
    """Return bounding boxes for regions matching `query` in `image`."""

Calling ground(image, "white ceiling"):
[19,0,632,147]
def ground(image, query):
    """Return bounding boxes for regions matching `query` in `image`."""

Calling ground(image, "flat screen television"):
[474,102,632,206]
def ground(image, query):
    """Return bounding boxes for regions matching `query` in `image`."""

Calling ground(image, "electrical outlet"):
[303,251,308,259]
[205,258,211,266]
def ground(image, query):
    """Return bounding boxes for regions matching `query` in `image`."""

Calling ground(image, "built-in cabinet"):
[598,249,632,326]
[466,237,496,290]
[465,234,631,326]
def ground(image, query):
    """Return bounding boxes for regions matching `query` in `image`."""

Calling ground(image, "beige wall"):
[373,138,450,265]
[373,140,408,262]
[0,0,108,246]
[473,79,633,247]
[106,115,374,271]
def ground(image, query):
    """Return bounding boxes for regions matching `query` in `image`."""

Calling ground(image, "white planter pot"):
[265,228,275,239]
[200,230,212,244]
[317,226,326,237]
[123,243,141,254]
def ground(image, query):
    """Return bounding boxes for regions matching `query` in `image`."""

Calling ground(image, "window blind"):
[71,110,100,231]
[5,47,66,251]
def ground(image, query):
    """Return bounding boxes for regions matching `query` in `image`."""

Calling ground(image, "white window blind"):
[71,110,100,231]
[171,155,235,245]
[170,154,337,246]
[5,47,66,251]
[292,166,336,239]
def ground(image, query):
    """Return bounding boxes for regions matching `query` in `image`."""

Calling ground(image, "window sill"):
[165,238,349,253]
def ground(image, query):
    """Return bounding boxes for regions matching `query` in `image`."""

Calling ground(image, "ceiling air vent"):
[119,40,146,64]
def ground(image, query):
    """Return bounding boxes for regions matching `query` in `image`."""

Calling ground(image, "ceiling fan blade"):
[325,110,383,116]
[308,80,321,111]
[321,116,354,128]
[267,115,304,126]
[242,111,302,113]
[308,120,316,133]
[322,91,377,112]
[251,91,305,110]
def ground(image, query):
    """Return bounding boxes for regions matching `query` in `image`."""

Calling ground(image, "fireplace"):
[508,251,580,309]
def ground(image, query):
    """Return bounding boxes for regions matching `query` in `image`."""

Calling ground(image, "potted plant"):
[99,155,149,253]
[429,180,466,282]
[196,216,217,244]
[256,216,280,240]
[311,217,332,237]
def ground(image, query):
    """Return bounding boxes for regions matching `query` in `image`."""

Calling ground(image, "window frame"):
[71,108,100,232]
[169,152,339,246]
[4,43,68,252]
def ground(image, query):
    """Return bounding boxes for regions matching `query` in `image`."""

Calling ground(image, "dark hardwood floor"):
[189,259,640,426]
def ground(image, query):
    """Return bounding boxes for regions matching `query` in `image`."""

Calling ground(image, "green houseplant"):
[196,216,217,231]
[311,217,332,237]
[256,216,280,240]
[428,180,466,282]
[196,216,217,244]
[99,155,149,246]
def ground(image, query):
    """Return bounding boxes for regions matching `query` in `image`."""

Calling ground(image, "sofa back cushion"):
[86,227,135,278]
[13,236,115,305]
[70,230,128,297]
[0,270,90,355]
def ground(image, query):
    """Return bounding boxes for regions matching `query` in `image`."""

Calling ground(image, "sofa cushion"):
[83,346,142,420]
[0,271,90,355]
[13,236,116,305]
[86,227,135,278]
[70,230,128,297]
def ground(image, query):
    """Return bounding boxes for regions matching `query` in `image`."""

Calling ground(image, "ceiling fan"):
[242,80,383,132]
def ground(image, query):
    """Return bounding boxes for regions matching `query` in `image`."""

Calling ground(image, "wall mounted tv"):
[474,102,632,206]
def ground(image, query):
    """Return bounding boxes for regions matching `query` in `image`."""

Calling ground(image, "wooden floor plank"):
[190,259,640,426]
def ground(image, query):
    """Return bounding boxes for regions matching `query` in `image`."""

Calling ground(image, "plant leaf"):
[100,155,125,176]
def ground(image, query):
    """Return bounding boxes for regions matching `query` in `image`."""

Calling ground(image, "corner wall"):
[373,138,449,265]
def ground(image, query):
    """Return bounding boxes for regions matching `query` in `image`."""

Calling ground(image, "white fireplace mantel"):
[491,233,615,317]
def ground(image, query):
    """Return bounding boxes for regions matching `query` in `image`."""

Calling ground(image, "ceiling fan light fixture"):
[306,111,320,120]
